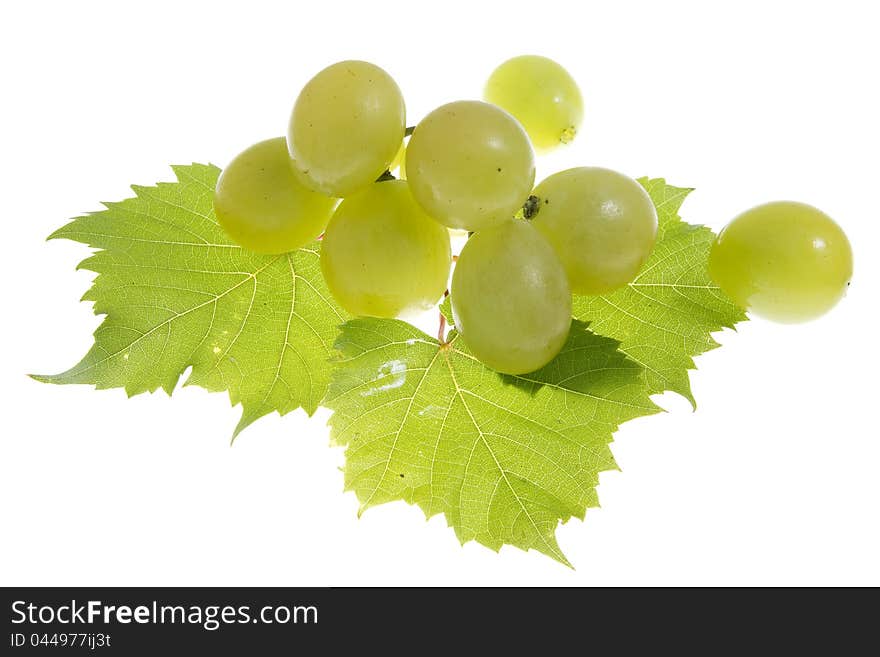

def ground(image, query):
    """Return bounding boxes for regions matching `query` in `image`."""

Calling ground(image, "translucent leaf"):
[34,164,347,436]
[572,178,747,404]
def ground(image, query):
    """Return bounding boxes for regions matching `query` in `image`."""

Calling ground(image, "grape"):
[213,137,336,254]
[321,180,451,318]
[484,55,584,152]
[287,60,405,197]
[709,202,853,323]
[406,100,535,231]
[530,167,658,294]
[451,221,571,375]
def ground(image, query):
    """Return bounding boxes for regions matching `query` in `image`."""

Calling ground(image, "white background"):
[1,0,878,586]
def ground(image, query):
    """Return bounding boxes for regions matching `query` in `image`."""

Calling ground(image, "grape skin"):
[484,55,584,152]
[213,137,336,254]
[321,180,451,318]
[406,100,535,231]
[530,167,658,295]
[287,60,405,197]
[451,221,571,375]
[709,201,853,323]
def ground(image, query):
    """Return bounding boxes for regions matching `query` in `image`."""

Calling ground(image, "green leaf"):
[326,318,659,565]
[33,164,347,437]
[572,178,747,404]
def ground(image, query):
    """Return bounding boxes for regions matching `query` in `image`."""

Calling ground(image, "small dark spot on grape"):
[497,167,502,172]
[398,473,405,478]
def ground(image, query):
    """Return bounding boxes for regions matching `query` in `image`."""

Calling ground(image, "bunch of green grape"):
[214,56,853,376]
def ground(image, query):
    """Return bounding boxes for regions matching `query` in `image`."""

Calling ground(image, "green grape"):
[451,221,571,375]
[406,100,535,231]
[213,137,336,254]
[484,55,584,152]
[287,60,405,197]
[709,201,853,323]
[321,180,451,318]
[530,167,658,295]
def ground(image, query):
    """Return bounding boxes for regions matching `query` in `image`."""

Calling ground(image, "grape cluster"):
[214,57,853,375]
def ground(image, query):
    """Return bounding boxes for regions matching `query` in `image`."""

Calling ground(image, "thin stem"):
[437,311,447,344]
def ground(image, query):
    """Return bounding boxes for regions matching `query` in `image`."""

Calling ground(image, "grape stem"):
[438,289,451,345]
[522,195,541,220]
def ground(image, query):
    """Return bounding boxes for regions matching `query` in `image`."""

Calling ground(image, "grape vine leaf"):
[33,164,347,437]
[572,178,747,405]
[439,294,453,327]
[325,318,659,565]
